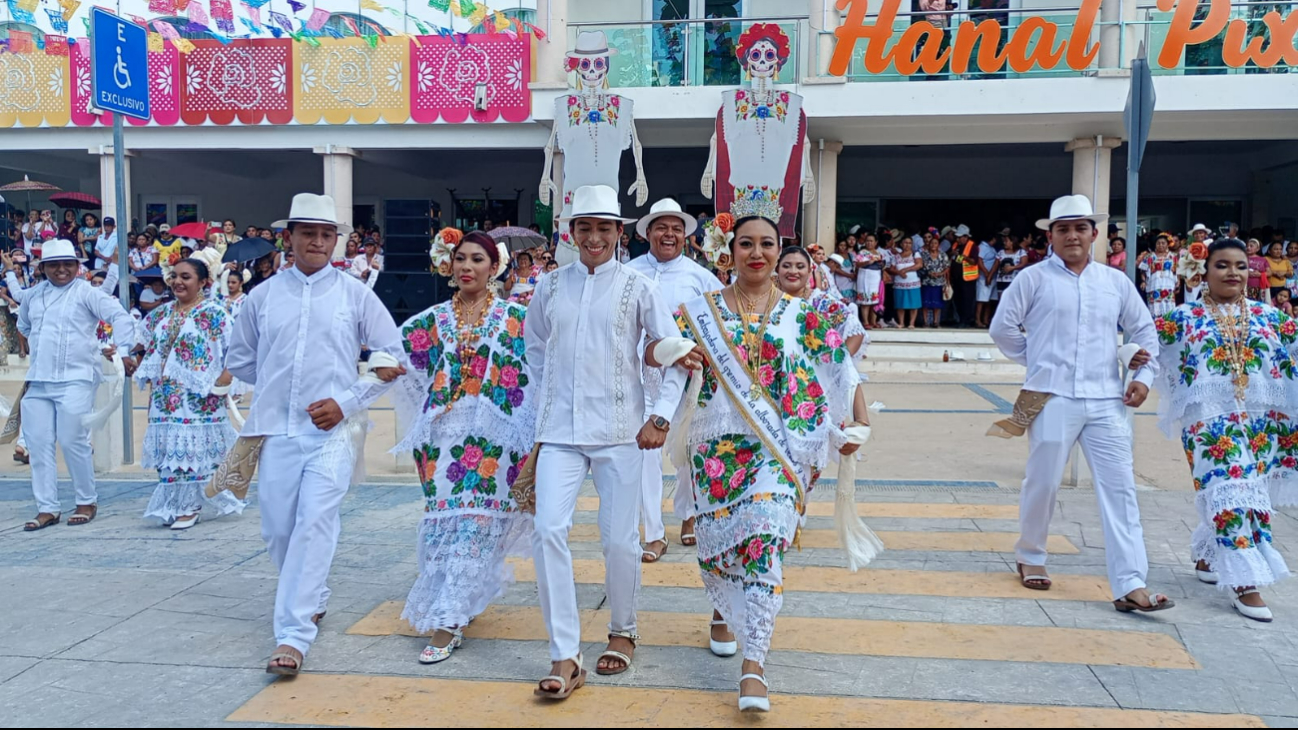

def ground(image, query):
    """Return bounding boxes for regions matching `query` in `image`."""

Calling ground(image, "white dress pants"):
[640,447,666,544]
[1016,396,1149,599]
[26,381,97,515]
[258,431,352,656]
[532,442,643,662]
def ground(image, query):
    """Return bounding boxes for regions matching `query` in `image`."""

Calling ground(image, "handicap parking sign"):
[90,8,150,120]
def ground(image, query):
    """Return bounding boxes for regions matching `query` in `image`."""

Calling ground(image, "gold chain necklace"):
[452,292,492,362]
[1205,294,1250,401]
[731,284,779,400]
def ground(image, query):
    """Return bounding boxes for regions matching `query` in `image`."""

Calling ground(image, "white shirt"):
[226,265,403,438]
[990,255,1158,399]
[94,230,118,262]
[627,252,723,310]
[524,259,687,446]
[14,276,136,384]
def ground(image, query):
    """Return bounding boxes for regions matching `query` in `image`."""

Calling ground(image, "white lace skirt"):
[401,510,533,634]
[143,468,246,524]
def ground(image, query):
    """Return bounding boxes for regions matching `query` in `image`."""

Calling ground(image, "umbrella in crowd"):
[134,265,164,280]
[48,192,102,210]
[167,222,211,239]
[223,237,276,264]
[489,226,547,253]
[0,175,61,215]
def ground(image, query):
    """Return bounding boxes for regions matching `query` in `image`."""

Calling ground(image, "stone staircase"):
[862,328,1026,376]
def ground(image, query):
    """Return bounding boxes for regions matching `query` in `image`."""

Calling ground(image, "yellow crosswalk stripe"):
[228,674,1261,727]
[347,603,1197,670]
[577,497,1020,520]
[504,558,1112,602]
[590,525,1077,554]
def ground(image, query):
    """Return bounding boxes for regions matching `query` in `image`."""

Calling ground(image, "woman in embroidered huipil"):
[394,232,535,664]
[673,217,867,711]
[1140,234,1179,317]
[131,258,242,530]
[1154,239,1298,623]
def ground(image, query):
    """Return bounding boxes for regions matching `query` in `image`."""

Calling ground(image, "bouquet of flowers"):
[700,212,734,272]
[1176,241,1208,280]
[429,227,464,281]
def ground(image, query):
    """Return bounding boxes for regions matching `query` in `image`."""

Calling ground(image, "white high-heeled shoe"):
[170,514,200,530]
[1233,589,1274,623]
[738,673,770,713]
[709,619,737,657]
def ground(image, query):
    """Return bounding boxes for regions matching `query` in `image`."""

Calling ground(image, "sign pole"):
[114,113,133,464]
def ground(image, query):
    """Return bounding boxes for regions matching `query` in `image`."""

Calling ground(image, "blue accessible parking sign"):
[90,8,150,120]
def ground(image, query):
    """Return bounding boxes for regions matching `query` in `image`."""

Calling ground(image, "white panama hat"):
[271,193,353,235]
[1036,194,1108,231]
[1189,223,1212,235]
[39,239,79,264]
[567,30,617,58]
[559,185,636,224]
[636,198,698,240]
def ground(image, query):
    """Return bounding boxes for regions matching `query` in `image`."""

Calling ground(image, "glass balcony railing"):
[573,1,1293,86]
[568,16,804,87]
[1134,1,1296,75]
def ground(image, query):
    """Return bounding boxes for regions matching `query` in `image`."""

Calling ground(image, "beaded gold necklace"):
[1205,294,1251,401]
[731,283,779,400]
[451,292,492,363]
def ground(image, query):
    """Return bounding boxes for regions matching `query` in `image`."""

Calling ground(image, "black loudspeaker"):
[379,200,452,321]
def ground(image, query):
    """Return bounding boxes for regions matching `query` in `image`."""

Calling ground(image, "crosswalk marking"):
[576,497,1021,520]
[228,674,1262,728]
[346,603,1197,670]
[504,558,1113,602]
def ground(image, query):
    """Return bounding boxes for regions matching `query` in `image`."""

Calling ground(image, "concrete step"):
[867,328,997,346]
[862,357,1026,376]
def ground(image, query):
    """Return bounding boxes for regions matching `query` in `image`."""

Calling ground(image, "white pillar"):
[94,146,133,232]
[803,141,842,248]
[1099,0,1122,70]
[532,0,569,90]
[315,145,358,259]
[807,0,843,77]
[1066,136,1121,261]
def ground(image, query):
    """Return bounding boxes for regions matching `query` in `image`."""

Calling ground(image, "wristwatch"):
[651,416,670,432]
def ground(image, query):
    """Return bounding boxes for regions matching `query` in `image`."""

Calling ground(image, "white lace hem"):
[140,422,238,472]
[1191,526,1291,590]
[392,399,537,459]
[401,510,533,634]
[694,494,800,564]
[143,476,246,523]
[1155,376,1298,439]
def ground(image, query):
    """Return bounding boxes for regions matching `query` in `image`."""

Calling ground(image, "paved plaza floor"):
[3,375,1297,727]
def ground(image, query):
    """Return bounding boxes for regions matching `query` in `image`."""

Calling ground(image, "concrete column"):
[1099,0,1122,70]
[807,0,843,77]
[1066,136,1121,260]
[803,141,842,248]
[94,146,133,232]
[314,145,359,259]
[531,0,569,90]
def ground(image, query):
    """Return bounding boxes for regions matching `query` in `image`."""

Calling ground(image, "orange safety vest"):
[960,241,978,282]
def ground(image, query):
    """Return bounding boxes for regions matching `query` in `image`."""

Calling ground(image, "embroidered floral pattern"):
[1212,508,1274,550]
[693,437,771,505]
[567,94,619,127]
[734,89,789,123]
[444,435,505,497]
[151,377,184,414]
[487,351,529,415]
[414,443,441,503]
[403,312,443,376]
[1158,305,1298,388]
[699,530,789,580]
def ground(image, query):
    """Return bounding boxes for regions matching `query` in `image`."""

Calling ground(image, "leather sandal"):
[641,538,668,564]
[1017,563,1051,591]
[534,654,585,700]
[23,512,59,532]
[266,647,303,677]
[66,504,96,526]
[1114,590,1175,613]
[596,631,638,675]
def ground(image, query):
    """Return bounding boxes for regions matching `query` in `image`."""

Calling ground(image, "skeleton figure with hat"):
[524,185,702,699]
[627,199,723,564]
[540,31,649,268]
[990,194,1174,614]
[222,194,409,677]
[5,239,137,532]
[701,23,814,240]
